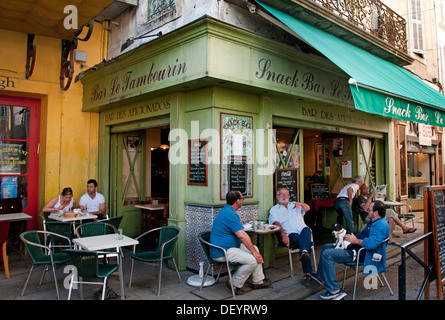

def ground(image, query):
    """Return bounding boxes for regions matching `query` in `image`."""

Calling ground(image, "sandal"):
[403,228,417,234]
[388,241,400,246]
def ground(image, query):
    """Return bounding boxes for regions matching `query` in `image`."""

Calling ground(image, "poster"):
[1,176,18,199]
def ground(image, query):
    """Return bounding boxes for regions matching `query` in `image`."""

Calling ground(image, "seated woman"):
[43,187,77,214]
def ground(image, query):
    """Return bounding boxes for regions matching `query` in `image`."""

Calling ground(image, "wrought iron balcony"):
[309,0,407,53]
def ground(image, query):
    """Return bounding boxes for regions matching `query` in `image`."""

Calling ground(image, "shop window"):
[275,128,300,170]
[407,152,431,200]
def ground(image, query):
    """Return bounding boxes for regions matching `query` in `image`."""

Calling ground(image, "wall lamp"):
[120,31,163,52]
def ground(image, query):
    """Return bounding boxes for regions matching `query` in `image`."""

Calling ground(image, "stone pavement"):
[0,211,438,302]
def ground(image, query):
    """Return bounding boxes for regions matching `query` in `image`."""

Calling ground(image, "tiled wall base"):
[185,204,258,273]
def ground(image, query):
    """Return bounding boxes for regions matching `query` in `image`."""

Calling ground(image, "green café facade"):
[80,16,393,271]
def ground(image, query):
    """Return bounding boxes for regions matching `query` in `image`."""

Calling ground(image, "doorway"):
[109,126,170,237]
[0,95,40,230]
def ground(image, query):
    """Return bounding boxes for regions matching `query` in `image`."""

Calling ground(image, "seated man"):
[210,190,272,295]
[79,179,106,219]
[316,200,390,300]
[357,183,416,246]
[268,188,315,287]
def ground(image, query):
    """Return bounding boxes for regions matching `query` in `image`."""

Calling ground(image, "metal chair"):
[341,238,394,300]
[103,216,123,230]
[65,249,119,300]
[45,221,75,250]
[198,231,241,300]
[273,230,317,277]
[20,230,71,300]
[0,220,10,279]
[75,221,117,238]
[75,221,119,262]
[397,204,415,228]
[128,226,181,296]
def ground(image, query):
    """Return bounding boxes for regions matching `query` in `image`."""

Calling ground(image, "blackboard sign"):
[187,139,208,186]
[275,168,299,202]
[229,155,247,195]
[311,184,330,199]
[426,185,445,300]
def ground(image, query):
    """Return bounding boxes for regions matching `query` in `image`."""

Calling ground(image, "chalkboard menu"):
[427,186,445,296]
[275,168,299,202]
[311,184,330,199]
[229,155,247,195]
[187,139,208,186]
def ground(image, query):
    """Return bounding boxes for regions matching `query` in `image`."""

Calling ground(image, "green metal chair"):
[75,221,119,262]
[20,230,71,300]
[198,231,241,300]
[65,249,119,300]
[45,221,75,250]
[75,221,117,238]
[104,216,123,230]
[128,226,181,296]
[341,237,394,300]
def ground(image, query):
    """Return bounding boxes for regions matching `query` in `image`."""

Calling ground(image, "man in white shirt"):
[268,188,315,286]
[79,179,106,219]
[333,175,363,234]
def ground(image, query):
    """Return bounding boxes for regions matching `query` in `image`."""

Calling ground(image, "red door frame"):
[0,95,40,230]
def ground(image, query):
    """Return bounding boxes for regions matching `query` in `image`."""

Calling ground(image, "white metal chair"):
[273,231,317,277]
[341,238,394,300]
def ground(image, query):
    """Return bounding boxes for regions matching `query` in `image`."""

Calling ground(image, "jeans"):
[316,243,354,292]
[214,243,265,288]
[333,198,354,233]
[288,227,313,274]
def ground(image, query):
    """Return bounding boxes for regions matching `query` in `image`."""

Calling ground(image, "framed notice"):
[188,139,208,186]
[311,184,330,200]
[220,113,253,199]
[275,168,299,202]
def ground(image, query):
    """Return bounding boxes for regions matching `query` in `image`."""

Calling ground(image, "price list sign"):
[187,139,208,186]
[426,185,445,299]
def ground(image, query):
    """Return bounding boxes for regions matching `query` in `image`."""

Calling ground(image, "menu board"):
[311,184,330,199]
[229,155,247,195]
[275,168,299,202]
[187,139,208,186]
[425,185,445,300]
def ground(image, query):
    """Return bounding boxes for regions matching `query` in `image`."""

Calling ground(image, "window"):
[147,0,176,22]
[410,0,424,55]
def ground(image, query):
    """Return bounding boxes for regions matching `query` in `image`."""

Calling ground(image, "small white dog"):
[332,223,351,250]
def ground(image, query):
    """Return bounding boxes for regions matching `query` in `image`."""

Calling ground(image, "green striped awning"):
[256,1,445,127]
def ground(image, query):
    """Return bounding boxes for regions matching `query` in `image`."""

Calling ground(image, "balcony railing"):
[309,0,407,53]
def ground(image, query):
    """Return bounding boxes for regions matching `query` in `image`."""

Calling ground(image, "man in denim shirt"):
[316,200,390,300]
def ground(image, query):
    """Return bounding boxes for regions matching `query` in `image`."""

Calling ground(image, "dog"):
[332,223,351,250]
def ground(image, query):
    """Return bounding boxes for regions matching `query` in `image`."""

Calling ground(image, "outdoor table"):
[383,200,415,227]
[135,204,165,233]
[48,212,98,233]
[73,233,139,300]
[0,212,32,222]
[244,223,281,269]
[0,212,32,259]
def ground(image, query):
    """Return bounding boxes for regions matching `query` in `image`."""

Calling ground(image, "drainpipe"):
[102,20,110,61]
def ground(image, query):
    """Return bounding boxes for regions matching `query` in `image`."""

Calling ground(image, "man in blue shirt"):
[316,200,390,300]
[210,190,272,295]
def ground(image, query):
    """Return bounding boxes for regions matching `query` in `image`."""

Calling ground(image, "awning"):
[256,1,445,127]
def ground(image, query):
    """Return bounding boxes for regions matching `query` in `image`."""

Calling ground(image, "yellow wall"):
[0,22,107,221]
